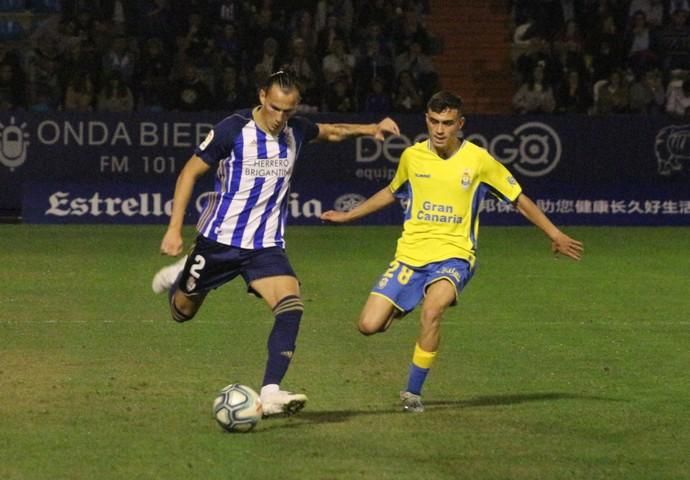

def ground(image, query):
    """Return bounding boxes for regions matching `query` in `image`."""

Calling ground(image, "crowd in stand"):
[511,0,690,117]
[0,0,439,114]
[7,1,690,117]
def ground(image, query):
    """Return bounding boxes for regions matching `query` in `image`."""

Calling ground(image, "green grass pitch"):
[0,225,688,479]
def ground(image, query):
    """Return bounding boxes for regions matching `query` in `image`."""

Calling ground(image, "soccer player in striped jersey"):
[152,70,400,417]
[321,91,583,413]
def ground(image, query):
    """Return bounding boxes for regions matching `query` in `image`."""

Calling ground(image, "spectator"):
[138,0,172,41]
[213,63,247,111]
[623,10,659,75]
[629,68,665,114]
[169,63,213,111]
[28,85,58,112]
[588,37,625,83]
[595,69,630,114]
[393,69,424,113]
[392,4,431,53]
[353,37,394,105]
[61,39,101,89]
[665,78,690,117]
[511,11,542,65]
[627,0,664,29]
[514,31,562,87]
[512,63,556,114]
[356,0,389,32]
[137,73,168,112]
[216,0,245,24]
[584,13,624,71]
[64,72,95,112]
[556,69,591,113]
[98,0,138,36]
[322,36,355,85]
[291,9,318,56]
[250,6,286,61]
[324,75,356,112]
[181,12,214,69]
[136,37,172,85]
[668,0,690,15]
[394,40,435,80]
[253,37,283,79]
[553,19,586,74]
[315,14,347,59]
[102,34,136,83]
[215,22,243,67]
[27,55,61,112]
[658,7,690,73]
[136,39,170,113]
[315,0,353,35]
[363,76,391,113]
[285,37,318,100]
[97,72,135,112]
[0,63,25,110]
[358,22,394,61]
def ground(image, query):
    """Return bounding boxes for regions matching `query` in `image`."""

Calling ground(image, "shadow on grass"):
[259,392,625,430]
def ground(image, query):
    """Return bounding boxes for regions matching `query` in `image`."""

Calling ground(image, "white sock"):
[261,384,279,397]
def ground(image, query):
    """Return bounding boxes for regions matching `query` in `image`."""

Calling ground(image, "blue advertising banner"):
[2,112,689,224]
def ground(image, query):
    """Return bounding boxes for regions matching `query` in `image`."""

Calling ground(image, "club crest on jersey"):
[460,169,472,190]
[186,276,197,292]
[199,129,214,150]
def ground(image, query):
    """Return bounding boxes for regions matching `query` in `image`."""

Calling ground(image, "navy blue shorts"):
[176,235,297,295]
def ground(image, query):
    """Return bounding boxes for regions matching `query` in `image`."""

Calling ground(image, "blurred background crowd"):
[0,0,439,114]
[511,0,690,117]
[1,0,690,117]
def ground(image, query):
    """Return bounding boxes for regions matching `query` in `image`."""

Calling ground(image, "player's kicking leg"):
[249,266,308,417]
[357,294,400,335]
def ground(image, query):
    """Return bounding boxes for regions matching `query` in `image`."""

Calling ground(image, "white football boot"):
[260,385,308,417]
[151,256,188,294]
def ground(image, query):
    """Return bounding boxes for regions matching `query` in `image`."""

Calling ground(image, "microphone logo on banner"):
[0,117,30,171]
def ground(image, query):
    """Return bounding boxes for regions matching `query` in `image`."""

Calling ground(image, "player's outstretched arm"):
[516,194,584,261]
[321,187,396,223]
[160,155,210,256]
[316,117,400,142]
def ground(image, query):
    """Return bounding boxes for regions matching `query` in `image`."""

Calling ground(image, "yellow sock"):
[412,343,437,369]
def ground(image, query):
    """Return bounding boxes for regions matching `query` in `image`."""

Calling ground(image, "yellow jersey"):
[389,139,522,267]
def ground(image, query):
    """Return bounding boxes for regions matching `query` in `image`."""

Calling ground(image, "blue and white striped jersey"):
[194,109,319,249]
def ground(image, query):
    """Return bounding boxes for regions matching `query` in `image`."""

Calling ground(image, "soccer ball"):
[213,384,262,433]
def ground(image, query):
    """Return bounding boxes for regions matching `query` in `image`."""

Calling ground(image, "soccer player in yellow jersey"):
[321,91,583,413]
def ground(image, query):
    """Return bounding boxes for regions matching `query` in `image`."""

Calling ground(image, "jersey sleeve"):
[389,149,410,194]
[290,116,320,145]
[479,151,522,203]
[194,113,247,166]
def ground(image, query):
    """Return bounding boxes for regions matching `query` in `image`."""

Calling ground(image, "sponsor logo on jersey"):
[461,169,472,189]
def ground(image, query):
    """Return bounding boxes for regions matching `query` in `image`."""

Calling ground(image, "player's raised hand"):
[320,210,351,223]
[374,117,400,140]
[551,232,584,261]
[160,229,184,256]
